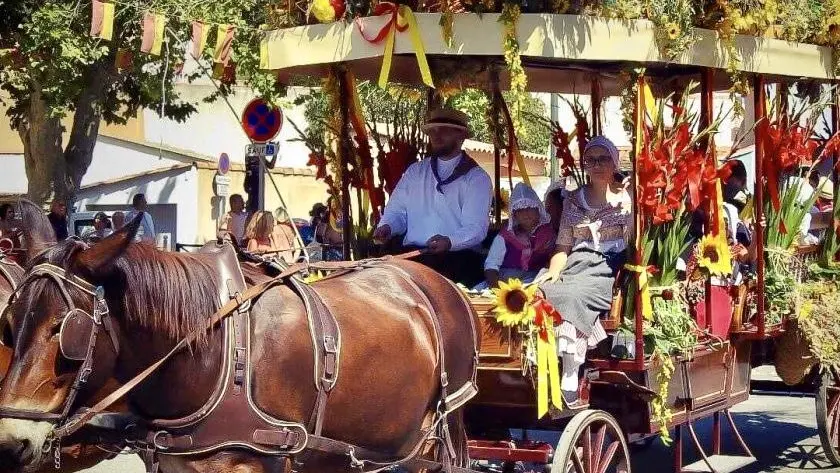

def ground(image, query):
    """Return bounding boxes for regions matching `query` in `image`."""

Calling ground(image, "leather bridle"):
[0,263,119,463]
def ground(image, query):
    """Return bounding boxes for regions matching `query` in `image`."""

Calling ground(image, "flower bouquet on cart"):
[621,82,735,442]
[758,88,840,327]
[490,278,565,419]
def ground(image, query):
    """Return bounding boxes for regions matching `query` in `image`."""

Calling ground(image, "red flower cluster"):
[759,121,820,211]
[551,125,578,179]
[637,115,731,226]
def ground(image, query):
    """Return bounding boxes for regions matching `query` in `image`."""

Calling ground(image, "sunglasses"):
[583,155,614,168]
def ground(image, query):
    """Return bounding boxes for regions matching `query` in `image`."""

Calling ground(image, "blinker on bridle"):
[0,263,118,469]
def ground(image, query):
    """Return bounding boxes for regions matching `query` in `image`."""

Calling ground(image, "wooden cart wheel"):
[552,410,631,473]
[816,367,840,466]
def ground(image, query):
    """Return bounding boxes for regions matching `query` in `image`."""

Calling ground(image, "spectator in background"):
[111,211,125,230]
[84,212,113,243]
[0,204,15,238]
[47,199,68,241]
[300,203,327,246]
[272,207,298,263]
[125,194,156,243]
[245,211,277,253]
[219,194,248,243]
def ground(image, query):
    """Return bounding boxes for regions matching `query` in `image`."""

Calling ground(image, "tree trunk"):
[18,83,64,206]
[63,63,106,202]
[19,65,107,208]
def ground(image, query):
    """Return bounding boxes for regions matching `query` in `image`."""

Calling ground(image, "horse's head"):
[0,216,139,471]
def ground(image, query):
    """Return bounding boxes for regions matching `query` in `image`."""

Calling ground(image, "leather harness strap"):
[53,250,424,440]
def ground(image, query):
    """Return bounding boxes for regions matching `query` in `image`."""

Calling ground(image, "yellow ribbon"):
[379,6,434,89]
[537,327,563,418]
[634,76,656,156]
[625,263,654,320]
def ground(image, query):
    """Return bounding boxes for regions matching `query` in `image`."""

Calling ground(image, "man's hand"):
[426,235,452,254]
[372,224,392,244]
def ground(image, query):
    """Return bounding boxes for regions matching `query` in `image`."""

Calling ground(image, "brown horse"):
[0,217,480,473]
[0,199,124,473]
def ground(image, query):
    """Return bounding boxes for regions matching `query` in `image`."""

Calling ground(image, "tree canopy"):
[0,0,282,205]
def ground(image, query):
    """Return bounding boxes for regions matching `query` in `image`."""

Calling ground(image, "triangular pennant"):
[191,21,210,59]
[140,12,166,56]
[213,24,235,65]
[90,0,114,41]
[259,32,269,70]
[115,49,133,71]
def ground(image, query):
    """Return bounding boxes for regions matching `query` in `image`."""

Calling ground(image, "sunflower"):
[696,234,733,277]
[492,279,538,327]
[665,22,681,40]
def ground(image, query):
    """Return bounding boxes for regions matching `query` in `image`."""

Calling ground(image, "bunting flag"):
[213,24,235,65]
[90,0,115,41]
[259,32,270,70]
[191,21,210,59]
[115,49,133,71]
[141,12,166,56]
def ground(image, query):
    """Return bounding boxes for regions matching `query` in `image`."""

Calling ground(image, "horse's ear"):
[73,213,141,279]
[16,199,57,261]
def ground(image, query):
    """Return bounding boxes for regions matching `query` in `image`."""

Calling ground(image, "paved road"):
[80,369,840,473]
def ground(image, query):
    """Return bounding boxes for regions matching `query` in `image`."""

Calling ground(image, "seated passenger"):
[535,136,631,407]
[478,183,555,290]
[544,180,567,233]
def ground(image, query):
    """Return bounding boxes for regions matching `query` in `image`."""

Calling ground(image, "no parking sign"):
[240,98,283,143]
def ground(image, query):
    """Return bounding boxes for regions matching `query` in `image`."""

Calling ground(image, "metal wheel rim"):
[816,367,840,466]
[552,409,631,473]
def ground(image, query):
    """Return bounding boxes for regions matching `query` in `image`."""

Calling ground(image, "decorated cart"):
[257,2,840,471]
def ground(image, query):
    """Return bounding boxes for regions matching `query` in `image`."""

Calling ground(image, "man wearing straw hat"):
[373,107,493,286]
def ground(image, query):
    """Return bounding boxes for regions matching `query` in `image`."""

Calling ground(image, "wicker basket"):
[774,321,817,386]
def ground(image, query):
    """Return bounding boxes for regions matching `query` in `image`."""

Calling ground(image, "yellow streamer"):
[151,14,165,56]
[537,328,563,418]
[625,264,653,320]
[378,6,434,89]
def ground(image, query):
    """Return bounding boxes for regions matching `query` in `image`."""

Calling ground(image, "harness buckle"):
[323,335,337,353]
[79,367,93,384]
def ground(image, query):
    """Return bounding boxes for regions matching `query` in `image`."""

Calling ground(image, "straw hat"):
[817,176,834,201]
[421,108,472,138]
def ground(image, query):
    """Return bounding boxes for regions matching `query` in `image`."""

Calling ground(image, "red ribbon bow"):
[532,295,562,341]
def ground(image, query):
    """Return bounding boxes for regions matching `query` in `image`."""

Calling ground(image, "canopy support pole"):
[700,69,715,333]
[753,75,767,337]
[337,67,354,260]
[490,67,503,227]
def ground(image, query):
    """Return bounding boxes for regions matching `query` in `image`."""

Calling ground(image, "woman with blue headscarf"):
[534,136,632,407]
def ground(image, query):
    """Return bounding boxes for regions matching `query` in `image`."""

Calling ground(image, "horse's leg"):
[158,452,289,473]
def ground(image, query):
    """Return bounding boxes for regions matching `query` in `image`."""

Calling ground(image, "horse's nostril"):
[17,438,31,456]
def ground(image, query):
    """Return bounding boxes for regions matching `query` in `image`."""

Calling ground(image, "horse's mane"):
[37,239,220,344]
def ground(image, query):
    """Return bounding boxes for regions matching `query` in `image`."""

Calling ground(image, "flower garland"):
[499,3,528,138]
[645,0,696,60]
